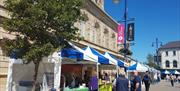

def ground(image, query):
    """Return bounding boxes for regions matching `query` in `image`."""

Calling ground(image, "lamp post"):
[113,0,135,79]
[152,38,162,69]
[113,0,135,62]
[113,0,127,60]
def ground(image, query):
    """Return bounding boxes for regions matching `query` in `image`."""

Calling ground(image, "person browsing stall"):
[132,71,142,91]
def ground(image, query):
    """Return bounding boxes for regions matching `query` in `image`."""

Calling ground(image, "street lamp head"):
[113,0,120,4]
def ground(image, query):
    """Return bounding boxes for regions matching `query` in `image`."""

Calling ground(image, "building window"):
[165,60,170,67]
[165,51,168,56]
[173,51,176,56]
[92,29,96,43]
[80,21,85,37]
[173,60,177,68]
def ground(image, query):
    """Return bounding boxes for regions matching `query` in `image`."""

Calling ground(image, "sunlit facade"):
[0,0,124,90]
[159,41,180,71]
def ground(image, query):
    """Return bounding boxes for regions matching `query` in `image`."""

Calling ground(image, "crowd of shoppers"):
[62,69,167,91]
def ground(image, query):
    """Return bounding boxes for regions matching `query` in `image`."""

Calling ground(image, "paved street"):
[142,80,180,91]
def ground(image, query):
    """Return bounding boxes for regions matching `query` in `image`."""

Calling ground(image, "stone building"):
[0,0,16,90]
[0,0,125,90]
[159,41,180,71]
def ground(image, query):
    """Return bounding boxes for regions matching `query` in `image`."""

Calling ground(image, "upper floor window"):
[173,60,177,68]
[173,51,176,56]
[165,60,170,67]
[165,51,168,56]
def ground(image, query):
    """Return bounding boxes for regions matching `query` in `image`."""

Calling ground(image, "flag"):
[127,23,134,41]
[117,24,124,45]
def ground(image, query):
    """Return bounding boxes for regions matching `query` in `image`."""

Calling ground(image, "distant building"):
[158,41,180,71]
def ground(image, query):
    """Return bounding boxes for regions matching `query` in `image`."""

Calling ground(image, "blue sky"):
[104,0,180,62]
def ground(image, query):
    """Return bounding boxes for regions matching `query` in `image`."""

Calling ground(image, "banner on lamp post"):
[117,24,124,45]
[127,23,134,41]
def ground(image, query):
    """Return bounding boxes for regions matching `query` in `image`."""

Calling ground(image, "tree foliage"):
[146,54,159,69]
[2,0,84,89]
[3,0,84,62]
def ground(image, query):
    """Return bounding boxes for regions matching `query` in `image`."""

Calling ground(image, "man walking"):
[113,72,130,91]
[170,74,174,87]
[143,71,151,91]
[132,71,142,91]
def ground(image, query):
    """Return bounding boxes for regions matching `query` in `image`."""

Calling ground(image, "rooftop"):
[159,41,180,50]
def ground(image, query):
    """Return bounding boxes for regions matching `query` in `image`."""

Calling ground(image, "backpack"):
[143,75,150,81]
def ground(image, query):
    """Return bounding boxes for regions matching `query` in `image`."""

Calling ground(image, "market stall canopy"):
[144,65,151,71]
[83,46,110,64]
[128,62,148,72]
[104,52,125,67]
[143,64,155,72]
[130,60,137,66]
[61,48,83,60]
[161,70,170,74]
[68,42,98,63]
[171,70,180,75]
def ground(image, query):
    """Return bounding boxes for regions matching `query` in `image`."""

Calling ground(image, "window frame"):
[173,60,177,68]
[165,51,168,56]
[165,60,170,68]
[173,51,176,56]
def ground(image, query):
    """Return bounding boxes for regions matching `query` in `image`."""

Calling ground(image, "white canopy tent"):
[128,62,148,72]
[6,58,55,91]
[162,70,170,74]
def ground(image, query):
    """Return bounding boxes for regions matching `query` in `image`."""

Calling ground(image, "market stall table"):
[64,86,89,91]
[99,82,112,91]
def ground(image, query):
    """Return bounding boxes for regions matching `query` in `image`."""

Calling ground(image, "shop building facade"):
[0,0,15,90]
[159,41,180,71]
[75,0,122,57]
[0,0,125,90]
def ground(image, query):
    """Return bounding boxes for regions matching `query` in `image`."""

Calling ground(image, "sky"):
[104,0,180,62]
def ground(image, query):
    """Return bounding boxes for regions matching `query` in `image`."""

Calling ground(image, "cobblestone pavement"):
[142,80,180,91]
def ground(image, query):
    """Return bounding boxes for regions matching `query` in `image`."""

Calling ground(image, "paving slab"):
[142,80,180,91]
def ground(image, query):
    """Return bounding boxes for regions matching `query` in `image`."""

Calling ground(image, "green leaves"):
[2,36,30,58]
[23,43,54,64]
[2,0,83,62]
[1,0,85,87]
[146,54,159,69]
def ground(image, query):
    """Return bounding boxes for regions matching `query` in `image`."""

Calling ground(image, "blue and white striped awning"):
[128,62,148,72]
[161,70,170,74]
[61,48,84,60]
[104,52,125,67]
[83,47,110,64]
[171,70,180,75]
[63,42,98,63]
[62,42,126,66]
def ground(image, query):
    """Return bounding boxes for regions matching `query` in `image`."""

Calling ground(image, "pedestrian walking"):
[157,72,161,82]
[132,71,142,91]
[142,71,151,91]
[166,75,169,81]
[170,74,174,87]
[113,72,130,91]
[88,70,98,91]
[178,75,180,83]
[153,72,157,83]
